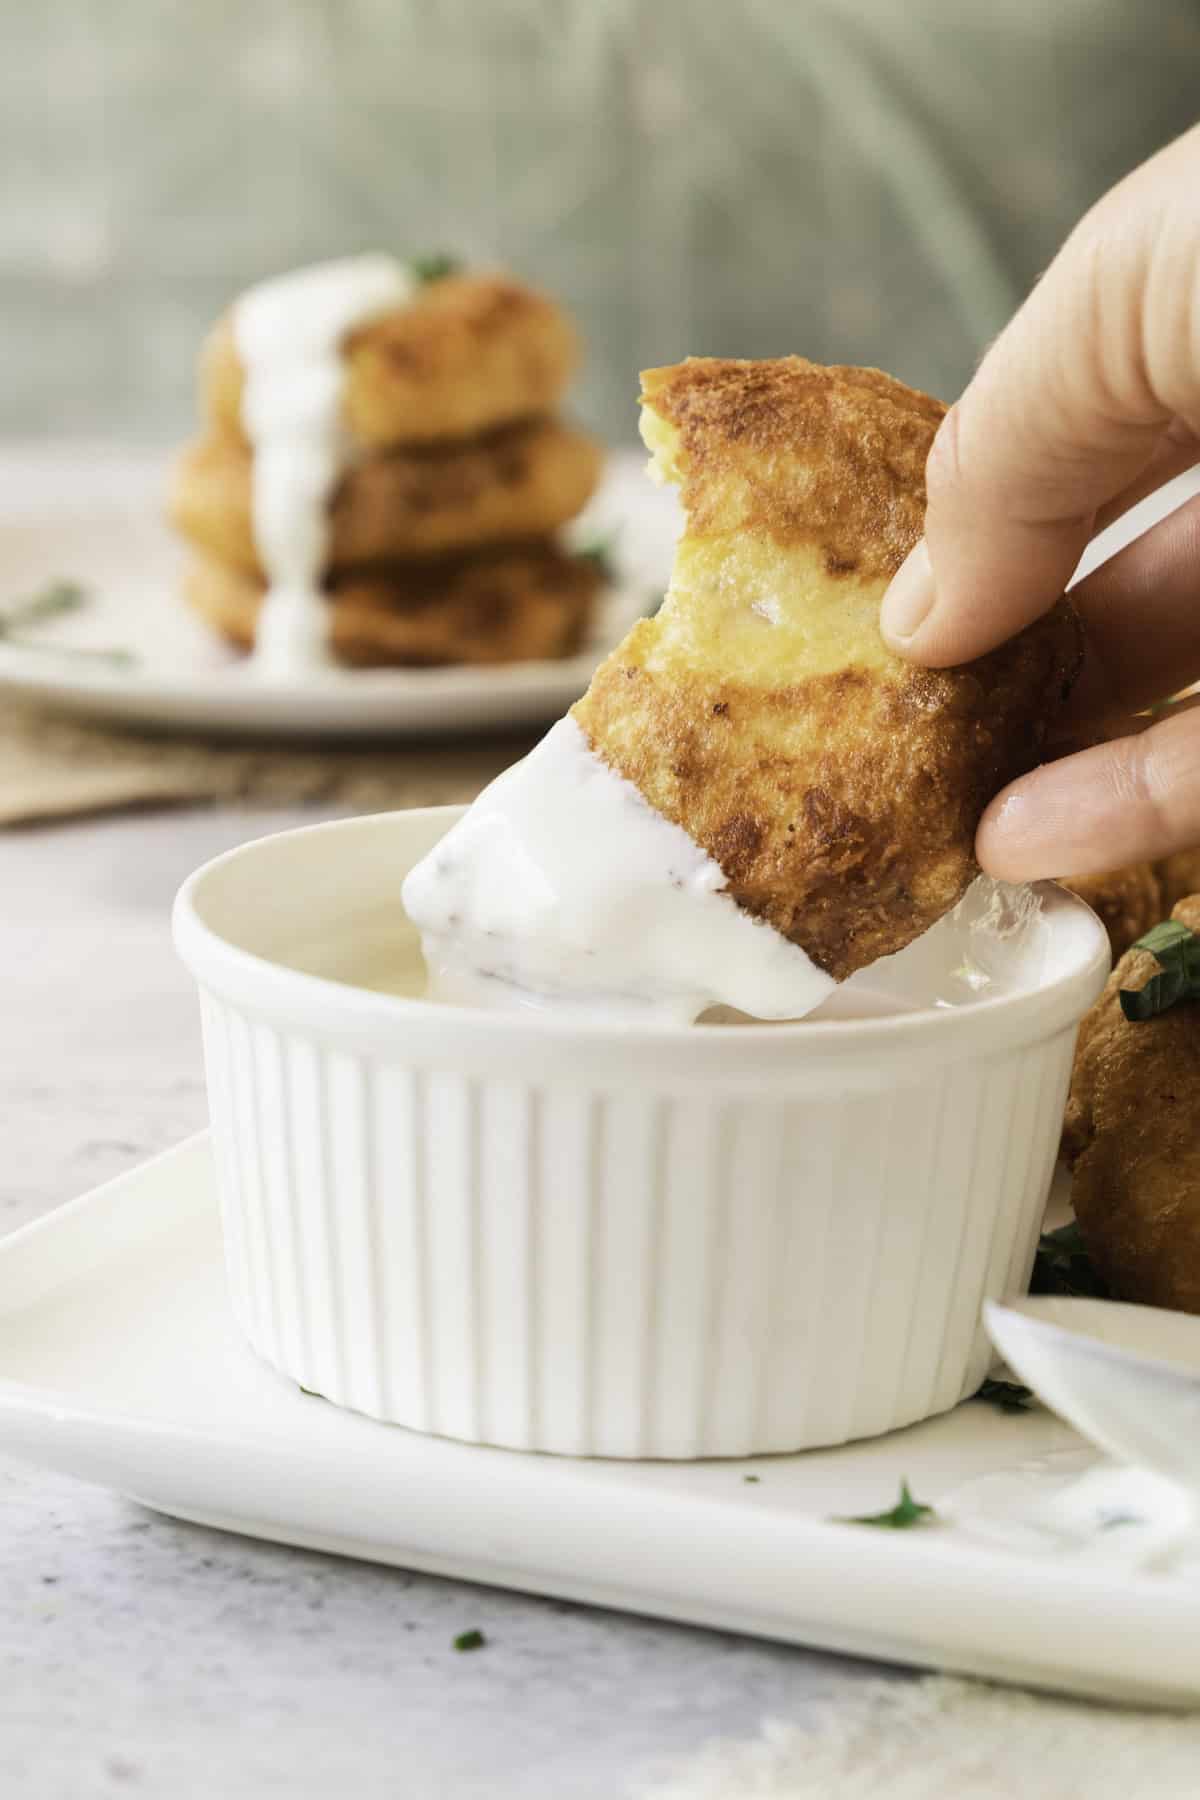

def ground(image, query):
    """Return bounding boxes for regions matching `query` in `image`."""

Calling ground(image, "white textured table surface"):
[0,806,896,1799]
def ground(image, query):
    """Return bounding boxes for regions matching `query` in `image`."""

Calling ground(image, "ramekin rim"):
[172,807,1112,1054]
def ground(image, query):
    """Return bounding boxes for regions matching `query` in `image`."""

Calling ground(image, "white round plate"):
[0,447,675,741]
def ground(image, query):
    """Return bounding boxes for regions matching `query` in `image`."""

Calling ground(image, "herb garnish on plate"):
[1119,919,1200,1021]
[1030,1220,1108,1299]
[0,580,137,667]
[576,532,619,585]
[410,253,462,284]
[838,1479,936,1530]
[973,1377,1034,1414]
[453,1628,486,1652]
[1,578,87,630]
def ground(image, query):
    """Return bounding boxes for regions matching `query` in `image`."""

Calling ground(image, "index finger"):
[881,125,1200,668]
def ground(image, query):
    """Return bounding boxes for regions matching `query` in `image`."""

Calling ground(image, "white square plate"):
[0,1135,1194,1706]
[0,450,673,741]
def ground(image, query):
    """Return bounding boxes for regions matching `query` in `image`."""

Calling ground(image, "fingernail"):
[881,541,935,646]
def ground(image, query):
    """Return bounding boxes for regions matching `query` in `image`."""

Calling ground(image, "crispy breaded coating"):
[184,543,598,669]
[1156,848,1200,914]
[573,357,1082,981]
[1060,863,1162,959]
[1065,894,1200,1311]
[169,421,602,578]
[202,271,581,450]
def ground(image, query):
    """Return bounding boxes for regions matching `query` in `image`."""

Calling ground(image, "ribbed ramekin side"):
[855,1030,1078,1441]
[945,1030,1079,1410]
[199,991,255,1342]
[198,989,1082,1458]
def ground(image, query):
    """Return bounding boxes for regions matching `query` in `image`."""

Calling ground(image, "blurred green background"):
[5,0,1200,443]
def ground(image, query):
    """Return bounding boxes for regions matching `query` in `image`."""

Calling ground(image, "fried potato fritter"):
[1156,849,1200,914]
[1060,863,1163,960]
[169,421,602,578]
[1065,894,1200,1311]
[202,272,582,450]
[184,544,598,668]
[572,357,1082,980]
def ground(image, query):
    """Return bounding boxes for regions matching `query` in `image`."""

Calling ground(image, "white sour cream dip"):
[233,254,416,678]
[401,714,836,1025]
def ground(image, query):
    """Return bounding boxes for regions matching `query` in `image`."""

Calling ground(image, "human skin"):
[880,123,1200,882]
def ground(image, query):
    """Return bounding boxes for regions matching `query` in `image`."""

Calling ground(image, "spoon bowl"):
[986,1297,1200,1495]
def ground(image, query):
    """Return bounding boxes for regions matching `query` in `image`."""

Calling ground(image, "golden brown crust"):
[640,355,944,581]
[168,422,603,578]
[575,356,1082,982]
[184,544,598,668]
[1060,863,1162,960]
[202,272,582,449]
[1065,893,1200,1311]
[1156,848,1200,914]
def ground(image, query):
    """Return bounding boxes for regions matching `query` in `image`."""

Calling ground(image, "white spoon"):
[985,1296,1200,1499]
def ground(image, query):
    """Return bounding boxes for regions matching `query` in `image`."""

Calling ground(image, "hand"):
[880,124,1200,882]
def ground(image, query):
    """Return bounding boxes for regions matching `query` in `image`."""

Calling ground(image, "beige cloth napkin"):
[0,695,535,828]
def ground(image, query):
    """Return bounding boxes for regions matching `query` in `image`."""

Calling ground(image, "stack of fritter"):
[168,269,604,667]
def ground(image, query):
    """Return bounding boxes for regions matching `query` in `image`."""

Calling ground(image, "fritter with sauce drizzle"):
[573,356,1083,980]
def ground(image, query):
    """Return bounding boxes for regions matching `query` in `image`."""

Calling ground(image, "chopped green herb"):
[1,579,88,630]
[838,1479,935,1530]
[974,1377,1034,1414]
[453,1628,486,1652]
[1031,1220,1108,1299]
[0,580,138,667]
[1119,920,1200,1021]
[410,252,461,284]
[576,533,618,585]
[743,1474,760,1484]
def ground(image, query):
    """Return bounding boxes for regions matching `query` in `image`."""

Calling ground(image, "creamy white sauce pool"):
[942,1451,1200,1575]
[233,254,416,678]
[401,715,837,1025]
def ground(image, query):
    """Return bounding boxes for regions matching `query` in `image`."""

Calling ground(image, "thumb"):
[881,125,1200,668]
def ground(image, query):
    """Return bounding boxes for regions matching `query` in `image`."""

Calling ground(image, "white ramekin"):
[174,807,1109,1460]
